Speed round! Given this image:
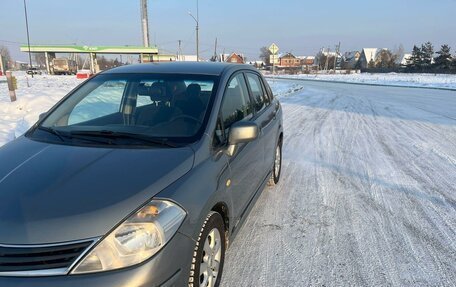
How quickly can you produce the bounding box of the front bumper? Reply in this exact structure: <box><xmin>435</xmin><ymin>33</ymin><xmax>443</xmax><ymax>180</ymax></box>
<box><xmin>0</xmin><ymin>233</ymin><xmax>194</xmax><ymax>287</ymax></box>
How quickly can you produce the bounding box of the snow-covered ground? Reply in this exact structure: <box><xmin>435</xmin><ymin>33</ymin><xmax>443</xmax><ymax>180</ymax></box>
<box><xmin>274</xmin><ymin>73</ymin><xmax>456</xmax><ymax>90</ymax></box>
<box><xmin>221</xmin><ymin>80</ymin><xmax>456</xmax><ymax>286</ymax></box>
<box><xmin>1</xmin><ymin>73</ymin><xmax>455</xmax><ymax>286</ymax></box>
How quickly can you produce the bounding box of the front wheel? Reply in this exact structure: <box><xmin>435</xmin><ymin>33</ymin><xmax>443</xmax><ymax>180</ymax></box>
<box><xmin>189</xmin><ymin>212</ymin><xmax>226</xmax><ymax>287</ymax></box>
<box><xmin>268</xmin><ymin>140</ymin><xmax>282</xmax><ymax>186</ymax></box>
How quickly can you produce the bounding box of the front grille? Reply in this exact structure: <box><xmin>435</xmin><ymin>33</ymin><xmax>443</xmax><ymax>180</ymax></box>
<box><xmin>0</xmin><ymin>240</ymin><xmax>93</xmax><ymax>273</ymax></box>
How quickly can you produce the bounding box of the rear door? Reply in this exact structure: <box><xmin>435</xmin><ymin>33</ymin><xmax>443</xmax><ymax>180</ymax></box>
<box><xmin>215</xmin><ymin>72</ymin><xmax>264</xmax><ymax>220</ymax></box>
<box><xmin>244</xmin><ymin>72</ymin><xmax>277</xmax><ymax>177</ymax></box>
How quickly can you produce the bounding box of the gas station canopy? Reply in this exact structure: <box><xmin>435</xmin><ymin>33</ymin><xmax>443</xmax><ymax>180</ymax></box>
<box><xmin>20</xmin><ymin>45</ymin><xmax>159</xmax><ymax>54</ymax></box>
<box><xmin>19</xmin><ymin>45</ymin><xmax>177</xmax><ymax>74</ymax></box>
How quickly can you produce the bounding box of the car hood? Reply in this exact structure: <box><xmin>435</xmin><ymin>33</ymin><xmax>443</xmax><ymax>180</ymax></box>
<box><xmin>0</xmin><ymin>138</ymin><xmax>194</xmax><ymax>244</ymax></box>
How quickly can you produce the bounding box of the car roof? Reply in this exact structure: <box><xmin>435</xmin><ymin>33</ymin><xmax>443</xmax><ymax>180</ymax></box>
<box><xmin>102</xmin><ymin>62</ymin><xmax>256</xmax><ymax>76</ymax></box>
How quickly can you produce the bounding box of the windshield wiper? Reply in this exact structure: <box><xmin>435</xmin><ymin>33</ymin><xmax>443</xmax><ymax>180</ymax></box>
<box><xmin>69</xmin><ymin>130</ymin><xmax>179</xmax><ymax>148</ymax></box>
<box><xmin>37</xmin><ymin>126</ymin><xmax>114</xmax><ymax>145</ymax></box>
<box><xmin>36</xmin><ymin>126</ymin><xmax>67</xmax><ymax>142</ymax></box>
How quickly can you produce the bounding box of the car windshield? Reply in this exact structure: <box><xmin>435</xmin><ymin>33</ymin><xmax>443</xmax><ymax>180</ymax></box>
<box><xmin>29</xmin><ymin>73</ymin><xmax>218</xmax><ymax>146</ymax></box>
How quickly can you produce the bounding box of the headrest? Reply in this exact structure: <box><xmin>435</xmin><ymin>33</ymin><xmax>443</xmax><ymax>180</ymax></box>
<box><xmin>137</xmin><ymin>83</ymin><xmax>151</xmax><ymax>96</ymax></box>
<box><xmin>137</xmin><ymin>82</ymin><xmax>170</xmax><ymax>102</ymax></box>
<box><xmin>187</xmin><ymin>83</ymin><xmax>201</xmax><ymax>97</ymax></box>
<box><xmin>166</xmin><ymin>80</ymin><xmax>187</xmax><ymax>96</ymax></box>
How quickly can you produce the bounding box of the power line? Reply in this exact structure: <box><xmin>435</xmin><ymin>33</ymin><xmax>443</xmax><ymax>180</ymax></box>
<box><xmin>0</xmin><ymin>39</ymin><xmax>25</xmax><ymax>45</ymax></box>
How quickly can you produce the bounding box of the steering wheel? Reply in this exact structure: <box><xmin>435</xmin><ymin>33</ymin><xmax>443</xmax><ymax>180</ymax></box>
<box><xmin>170</xmin><ymin>114</ymin><xmax>202</xmax><ymax>125</ymax></box>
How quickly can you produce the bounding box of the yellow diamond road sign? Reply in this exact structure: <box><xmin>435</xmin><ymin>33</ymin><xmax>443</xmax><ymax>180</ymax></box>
<box><xmin>269</xmin><ymin>43</ymin><xmax>279</xmax><ymax>55</ymax></box>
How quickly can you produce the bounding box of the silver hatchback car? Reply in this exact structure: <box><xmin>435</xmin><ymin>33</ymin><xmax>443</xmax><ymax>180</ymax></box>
<box><xmin>0</xmin><ymin>62</ymin><xmax>283</xmax><ymax>286</ymax></box>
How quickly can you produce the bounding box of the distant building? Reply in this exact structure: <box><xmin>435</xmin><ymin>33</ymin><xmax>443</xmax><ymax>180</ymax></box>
<box><xmin>224</xmin><ymin>53</ymin><xmax>245</xmax><ymax>64</ymax></box>
<box><xmin>359</xmin><ymin>48</ymin><xmax>392</xmax><ymax>69</ymax></box>
<box><xmin>298</xmin><ymin>56</ymin><xmax>315</xmax><ymax>66</ymax></box>
<box><xmin>342</xmin><ymin>51</ymin><xmax>361</xmax><ymax>69</ymax></box>
<box><xmin>315</xmin><ymin>48</ymin><xmax>342</xmax><ymax>69</ymax></box>
<box><xmin>11</xmin><ymin>61</ymin><xmax>29</xmax><ymax>70</ymax></box>
<box><xmin>247</xmin><ymin>60</ymin><xmax>265</xmax><ymax>68</ymax></box>
<box><xmin>398</xmin><ymin>53</ymin><xmax>412</xmax><ymax>66</ymax></box>
<box><xmin>176</xmin><ymin>55</ymin><xmax>198</xmax><ymax>62</ymax></box>
<box><xmin>279</xmin><ymin>52</ymin><xmax>301</xmax><ymax>67</ymax></box>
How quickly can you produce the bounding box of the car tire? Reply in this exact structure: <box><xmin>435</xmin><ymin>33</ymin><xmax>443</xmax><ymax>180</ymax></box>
<box><xmin>268</xmin><ymin>139</ymin><xmax>282</xmax><ymax>186</ymax></box>
<box><xmin>189</xmin><ymin>211</ymin><xmax>226</xmax><ymax>287</ymax></box>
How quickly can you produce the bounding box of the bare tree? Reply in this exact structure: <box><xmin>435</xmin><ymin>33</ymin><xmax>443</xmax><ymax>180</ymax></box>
<box><xmin>259</xmin><ymin>47</ymin><xmax>272</xmax><ymax>65</ymax></box>
<box><xmin>376</xmin><ymin>50</ymin><xmax>397</xmax><ymax>69</ymax></box>
<box><xmin>0</xmin><ymin>45</ymin><xmax>12</xmax><ymax>69</ymax></box>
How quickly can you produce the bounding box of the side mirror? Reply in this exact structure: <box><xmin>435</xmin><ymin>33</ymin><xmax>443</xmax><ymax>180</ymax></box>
<box><xmin>225</xmin><ymin>121</ymin><xmax>259</xmax><ymax>156</ymax></box>
<box><xmin>39</xmin><ymin>112</ymin><xmax>47</xmax><ymax>121</ymax></box>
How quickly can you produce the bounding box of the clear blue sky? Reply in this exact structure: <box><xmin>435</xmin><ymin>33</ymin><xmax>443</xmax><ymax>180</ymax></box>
<box><xmin>1</xmin><ymin>0</ymin><xmax>456</xmax><ymax>61</ymax></box>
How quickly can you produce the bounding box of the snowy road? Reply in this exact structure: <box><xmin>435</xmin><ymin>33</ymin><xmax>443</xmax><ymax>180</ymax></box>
<box><xmin>221</xmin><ymin>80</ymin><xmax>456</xmax><ymax>286</ymax></box>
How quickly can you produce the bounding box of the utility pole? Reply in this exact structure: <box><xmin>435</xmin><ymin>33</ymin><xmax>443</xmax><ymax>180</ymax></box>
<box><xmin>6</xmin><ymin>71</ymin><xmax>17</xmax><ymax>102</ymax></box>
<box><xmin>324</xmin><ymin>47</ymin><xmax>330</xmax><ymax>72</ymax></box>
<box><xmin>177</xmin><ymin>40</ymin><xmax>182</xmax><ymax>61</ymax></box>
<box><xmin>23</xmin><ymin>0</ymin><xmax>33</xmax><ymax>78</ymax></box>
<box><xmin>213</xmin><ymin>37</ymin><xmax>218</xmax><ymax>61</ymax></box>
<box><xmin>334</xmin><ymin>42</ymin><xmax>341</xmax><ymax>71</ymax></box>
<box><xmin>140</xmin><ymin>0</ymin><xmax>150</xmax><ymax>47</ymax></box>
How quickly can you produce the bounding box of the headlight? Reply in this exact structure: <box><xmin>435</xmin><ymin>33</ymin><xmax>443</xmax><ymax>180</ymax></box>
<box><xmin>71</xmin><ymin>200</ymin><xmax>186</xmax><ymax>274</ymax></box>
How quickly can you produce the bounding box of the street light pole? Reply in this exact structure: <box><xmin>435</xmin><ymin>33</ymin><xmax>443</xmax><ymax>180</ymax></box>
<box><xmin>196</xmin><ymin>0</ymin><xmax>199</xmax><ymax>62</ymax></box>
<box><xmin>188</xmin><ymin>0</ymin><xmax>199</xmax><ymax>62</ymax></box>
<box><xmin>23</xmin><ymin>0</ymin><xmax>33</xmax><ymax>78</ymax></box>
<box><xmin>196</xmin><ymin>22</ymin><xmax>199</xmax><ymax>62</ymax></box>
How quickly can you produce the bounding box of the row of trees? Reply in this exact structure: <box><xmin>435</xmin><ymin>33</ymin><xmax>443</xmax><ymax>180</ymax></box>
<box><xmin>359</xmin><ymin>43</ymin><xmax>455</xmax><ymax>73</ymax></box>
<box><xmin>407</xmin><ymin>42</ymin><xmax>455</xmax><ymax>72</ymax></box>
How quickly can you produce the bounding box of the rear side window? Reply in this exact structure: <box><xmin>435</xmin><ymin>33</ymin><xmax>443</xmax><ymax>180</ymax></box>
<box><xmin>263</xmin><ymin>79</ymin><xmax>274</xmax><ymax>101</ymax></box>
<box><xmin>246</xmin><ymin>73</ymin><xmax>269</xmax><ymax>113</ymax></box>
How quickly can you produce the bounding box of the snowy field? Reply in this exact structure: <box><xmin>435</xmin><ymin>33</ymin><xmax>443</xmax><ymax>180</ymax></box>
<box><xmin>275</xmin><ymin>73</ymin><xmax>456</xmax><ymax>90</ymax></box>
<box><xmin>1</xmin><ymin>73</ymin><xmax>456</xmax><ymax>286</ymax></box>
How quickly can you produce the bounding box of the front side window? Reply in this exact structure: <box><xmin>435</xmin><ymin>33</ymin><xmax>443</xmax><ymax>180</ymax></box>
<box><xmin>215</xmin><ymin>74</ymin><xmax>252</xmax><ymax>145</ymax></box>
<box><xmin>221</xmin><ymin>74</ymin><xmax>252</xmax><ymax>129</ymax></box>
<box><xmin>29</xmin><ymin>73</ymin><xmax>218</xmax><ymax>146</ymax></box>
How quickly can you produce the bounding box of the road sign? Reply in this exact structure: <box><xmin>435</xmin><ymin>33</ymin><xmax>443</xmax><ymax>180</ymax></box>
<box><xmin>269</xmin><ymin>55</ymin><xmax>279</xmax><ymax>65</ymax></box>
<box><xmin>269</xmin><ymin>43</ymin><xmax>279</xmax><ymax>55</ymax></box>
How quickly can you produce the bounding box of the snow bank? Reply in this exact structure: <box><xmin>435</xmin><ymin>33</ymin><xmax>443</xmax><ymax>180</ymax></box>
<box><xmin>267</xmin><ymin>79</ymin><xmax>305</xmax><ymax>98</ymax></box>
<box><xmin>276</xmin><ymin>73</ymin><xmax>456</xmax><ymax>90</ymax></box>
<box><xmin>0</xmin><ymin>72</ymin><xmax>83</xmax><ymax>146</ymax></box>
